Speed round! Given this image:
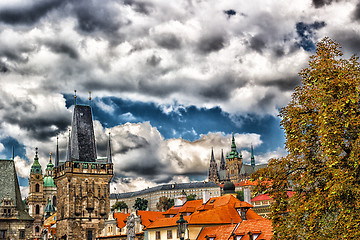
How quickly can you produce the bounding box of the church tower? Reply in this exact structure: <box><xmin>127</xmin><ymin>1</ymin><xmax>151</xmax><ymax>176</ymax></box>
<box><xmin>28</xmin><ymin>148</ymin><xmax>46</xmax><ymax>239</ymax></box>
<box><xmin>208</xmin><ymin>148</ymin><xmax>219</xmax><ymax>183</ymax></box>
<box><xmin>43</xmin><ymin>153</ymin><xmax>57</xmax><ymax>208</ymax></box>
<box><xmin>226</xmin><ymin>133</ymin><xmax>243</xmax><ymax>183</ymax></box>
<box><xmin>54</xmin><ymin>101</ymin><xmax>114</xmax><ymax>240</ymax></box>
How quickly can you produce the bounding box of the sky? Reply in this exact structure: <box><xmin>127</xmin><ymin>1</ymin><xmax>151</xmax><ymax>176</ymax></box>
<box><xmin>0</xmin><ymin>0</ymin><xmax>359</xmax><ymax>197</ymax></box>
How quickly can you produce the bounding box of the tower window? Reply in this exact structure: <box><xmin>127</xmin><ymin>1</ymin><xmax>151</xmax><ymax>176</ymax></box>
<box><xmin>53</xmin><ymin>196</ymin><xmax>56</xmax><ymax>207</ymax></box>
<box><xmin>35</xmin><ymin>226</ymin><xmax>40</xmax><ymax>233</ymax></box>
<box><xmin>35</xmin><ymin>183</ymin><xmax>40</xmax><ymax>192</ymax></box>
<box><xmin>35</xmin><ymin>205</ymin><xmax>40</xmax><ymax>215</ymax></box>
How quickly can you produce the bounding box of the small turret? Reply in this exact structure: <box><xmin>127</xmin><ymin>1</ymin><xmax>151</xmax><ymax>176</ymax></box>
<box><xmin>66</xmin><ymin>129</ymin><xmax>71</xmax><ymax>162</ymax></box>
<box><xmin>227</xmin><ymin>132</ymin><xmax>239</xmax><ymax>159</ymax></box>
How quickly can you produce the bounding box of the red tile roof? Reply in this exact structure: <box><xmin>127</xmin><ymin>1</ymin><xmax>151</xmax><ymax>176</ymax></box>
<box><xmin>146</xmin><ymin>195</ymin><xmax>262</xmax><ymax>229</ymax></box>
<box><xmin>251</xmin><ymin>191</ymin><xmax>295</xmax><ymax>202</ymax></box>
<box><xmin>234</xmin><ymin>219</ymin><xmax>273</xmax><ymax>240</ymax></box>
<box><xmin>196</xmin><ymin>225</ymin><xmax>236</xmax><ymax>240</ymax></box>
<box><xmin>113</xmin><ymin>212</ymin><xmax>130</xmax><ymax>228</ymax></box>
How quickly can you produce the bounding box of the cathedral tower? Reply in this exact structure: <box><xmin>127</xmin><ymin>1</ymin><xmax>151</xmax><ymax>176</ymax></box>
<box><xmin>28</xmin><ymin>148</ymin><xmax>46</xmax><ymax>239</ymax></box>
<box><xmin>54</xmin><ymin>103</ymin><xmax>113</xmax><ymax>240</ymax></box>
<box><xmin>208</xmin><ymin>148</ymin><xmax>219</xmax><ymax>183</ymax></box>
<box><xmin>226</xmin><ymin>133</ymin><xmax>243</xmax><ymax>182</ymax></box>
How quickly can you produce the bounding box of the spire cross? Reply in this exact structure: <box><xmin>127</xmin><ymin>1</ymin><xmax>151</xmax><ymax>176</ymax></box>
<box><xmin>74</xmin><ymin>90</ymin><xmax>77</xmax><ymax>105</ymax></box>
<box><xmin>89</xmin><ymin>91</ymin><xmax>92</xmax><ymax>106</ymax></box>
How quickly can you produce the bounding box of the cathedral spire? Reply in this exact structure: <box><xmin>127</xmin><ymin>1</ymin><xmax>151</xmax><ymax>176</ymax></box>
<box><xmin>251</xmin><ymin>144</ymin><xmax>255</xmax><ymax>169</ymax></box>
<box><xmin>55</xmin><ymin>136</ymin><xmax>59</xmax><ymax>167</ymax></box>
<box><xmin>210</xmin><ymin>147</ymin><xmax>215</xmax><ymax>162</ymax></box>
<box><xmin>66</xmin><ymin>129</ymin><xmax>71</xmax><ymax>162</ymax></box>
<box><xmin>107</xmin><ymin>132</ymin><xmax>112</xmax><ymax>164</ymax></box>
<box><xmin>220</xmin><ymin>149</ymin><xmax>226</xmax><ymax>170</ymax></box>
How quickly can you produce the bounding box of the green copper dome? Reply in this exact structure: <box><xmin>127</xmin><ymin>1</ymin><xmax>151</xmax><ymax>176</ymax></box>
<box><xmin>46</xmin><ymin>158</ymin><xmax>54</xmax><ymax>170</ymax></box>
<box><xmin>30</xmin><ymin>148</ymin><xmax>42</xmax><ymax>174</ymax></box>
<box><xmin>43</xmin><ymin>176</ymin><xmax>56</xmax><ymax>187</ymax></box>
<box><xmin>226</xmin><ymin>133</ymin><xmax>239</xmax><ymax>159</ymax></box>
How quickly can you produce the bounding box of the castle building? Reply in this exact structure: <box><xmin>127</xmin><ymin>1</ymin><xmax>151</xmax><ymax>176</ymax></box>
<box><xmin>53</xmin><ymin>103</ymin><xmax>113</xmax><ymax>240</ymax></box>
<box><xmin>27</xmin><ymin>148</ymin><xmax>57</xmax><ymax>239</ymax></box>
<box><xmin>0</xmin><ymin>158</ymin><xmax>34</xmax><ymax>239</ymax></box>
<box><xmin>208</xmin><ymin>133</ymin><xmax>267</xmax><ymax>183</ymax></box>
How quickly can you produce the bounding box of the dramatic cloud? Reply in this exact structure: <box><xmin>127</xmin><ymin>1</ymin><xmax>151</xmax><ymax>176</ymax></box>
<box><xmin>0</xmin><ymin>0</ymin><xmax>359</xmax><ymax>193</ymax></box>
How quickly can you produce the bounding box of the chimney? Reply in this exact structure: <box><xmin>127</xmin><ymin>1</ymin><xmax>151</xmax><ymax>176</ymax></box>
<box><xmin>175</xmin><ymin>195</ymin><xmax>187</xmax><ymax>207</ymax></box>
<box><xmin>203</xmin><ymin>191</ymin><xmax>210</xmax><ymax>204</ymax></box>
<box><xmin>244</xmin><ymin>187</ymin><xmax>251</xmax><ymax>204</ymax></box>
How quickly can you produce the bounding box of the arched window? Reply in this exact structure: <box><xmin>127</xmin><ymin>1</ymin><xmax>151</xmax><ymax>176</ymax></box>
<box><xmin>35</xmin><ymin>183</ymin><xmax>40</xmax><ymax>192</ymax></box>
<box><xmin>53</xmin><ymin>196</ymin><xmax>56</xmax><ymax>207</ymax></box>
<box><xmin>35</xmin><ymin>226</ymin><xmax>40</xmax><ymax>233</ymax></box>
<box><xmin>35</xmin><ymin>205</ymin><xmax>40</xmax><ymax>215</ymax></box>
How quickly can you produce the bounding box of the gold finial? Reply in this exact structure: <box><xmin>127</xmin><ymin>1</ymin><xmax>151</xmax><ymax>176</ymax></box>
<box><xmin>89</xmin><ymin>91</ymin><xmax>92</xmax><ymax>106</ymax></box>
<box><xmin>74</xmin><ymin>90</ymin><xmax>77</xmax><ymax>105</ymax></box>
<box><xmin>49</xmin><ymin>152</ymin><xmax>52</xmax><ymax>160</ymax></box>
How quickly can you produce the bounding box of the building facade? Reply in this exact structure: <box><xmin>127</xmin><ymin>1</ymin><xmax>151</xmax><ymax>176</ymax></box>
<box><xmin>110</xmin><ymin>182</ymin><xmax>221</xmax><ymax>211</ymax></box>
<box><xmin>54</xmin><ymin>104</ymin><xmax>113</xmax><ymax>240</ymax></box>
<box><xmin>0</xmin><ymin>159</ymin><xmax>34</xmax><ymax>240</ymax></box>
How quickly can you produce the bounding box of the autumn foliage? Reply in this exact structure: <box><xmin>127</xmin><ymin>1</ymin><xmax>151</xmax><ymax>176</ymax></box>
<box><xmin>253</xmin><ymin>38</ymin><xmax>360</xmax><ymax>239</ymax></box>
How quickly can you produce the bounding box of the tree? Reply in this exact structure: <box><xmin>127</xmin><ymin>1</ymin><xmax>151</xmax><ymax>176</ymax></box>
<box><xmin>133</xmin><ymin>198</ymin><xmax>148</xmax><ymax>211</ymax></box>
<box><xmin>111</xmin><ymin>201</ymin><xmax>128</xmax><ymax>211</ymax></box>
<box><xmin>186</xmin><ymin>194</ymin><xmax>196</xmax><ymax>201</ymax></box>
<box><xmin>156</xmin><ymin>196</ymin><xmax>174</xmax><ymax>211</ymax></box>
<box><xmin>236</xmin><ymin>191</ymin><xmax>244</xmax><ymax>201</ymax></box>
<box><xmin>253</xmin><ymin>38</ymin><xmax>360</xmax><ymax>239</ymax></box>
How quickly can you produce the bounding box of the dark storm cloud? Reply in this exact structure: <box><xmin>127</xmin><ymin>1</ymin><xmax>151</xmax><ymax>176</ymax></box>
<box><xmin>249</xmin><ymin>35</ymin><xmax>266</xmax><ymax>53</ymax></box>
<box><xmin>263</xmin><ymin>77</ymin><xmax>300</xmax><ymax>91</ymax></box>
<box><xmin>312</xmin><ymin>0</ymin><xmax>335</xmax><ymax>8</ymax></box>
<box><xmin>197</xmin><ymin>35</ymin><xmax>226</xmax><ymax>54</ymax></box>
<box><xmin>3</xmin><ymin>115</ymin><xmax>70</xmax><ymax>141</ymax></box>
<box><xmin>0</xmin><ymin>0</ymin><xmax>64</xmax><ymax>25</ymax></box>
<box><xmin>154</xmin><ymin>33</ymin><xmax>182</xmax><ymax>50</ymax></box>
<box><xmin>146</xmin><ymin>55</ymin><xmax>162</xmax><ymax>67</ymax></box>
<box><xmin>198</xmin><ymin>73</ymin><xmax>244</xmax><ymax>100</ymax></box>
<box><xmin>224</xmin><ymin>9</ymin><xmax>236</xmax><ymax>18</ymax></box>
<box><xmin>44</xmin><ymin>41</ymin><xmax>79</xmax><ymax>59</ymax></box>
<box><xmin>71</xmin><ymin>0</ymin><xmax>128</xmax><ymax>43</ymax></box>
<box><xmin>0</xmin><ymin>62</ymin><xmax>9</xmax><ymax>73</ymax></box>
<box><xmin>295</xmin><ymin>21</ymin><xmax>326</xmax><ymax>52</ymax></box>
<box><xmin>123</xmin><ymin>0</ymin><xmax>153</xmax><ymax>14</ymax></box>
<box><xmin>353</xmin><ymin>3</ymin><xmax>360</xmax><ymax>21</ymax></box>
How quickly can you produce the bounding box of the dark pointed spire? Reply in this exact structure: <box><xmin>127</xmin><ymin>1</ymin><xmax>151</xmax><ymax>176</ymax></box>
<box><xmin>251</xmin><ymin>144</ymin><xmax>255</xmax><ymax>169</ymax></box>
<box><xmin>55</xmin><ymin>136</ymin><xmax>59</xmax><ymax>167</ymax></box>
<box><xmin>210</xmin><ymin>147</ymin><xmax>215</xmax><ymax>162</ymax></box>
<box><xmin>12</xmin><ymin>145</ymin><xmax>15</xmax><ymax>160</ymax></box>
<box><xmin>220</xmin><ymin>149</ymin><xmax>226</xmax><ymax>170</ymax></box>
<box><xmin>70</xmin><ymin>104</ymin><xmax>97</xmax><ymax>162</ymax></box>
<box><xmin>66</xmin><ymin>128</ymin><xmax>71</xmax><ymax>162</ymax></box>
<box><xmin>107</xmin><ymin>132</ymin><xmax>112</xmax><ymax>164</ymax></box>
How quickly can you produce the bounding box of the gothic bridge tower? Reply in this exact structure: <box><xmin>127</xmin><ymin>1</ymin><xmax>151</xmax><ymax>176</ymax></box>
<box><xmin>54</xmin><ymin>100</ymin><xmax>113</xmax><ymax>240</ymax></box>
